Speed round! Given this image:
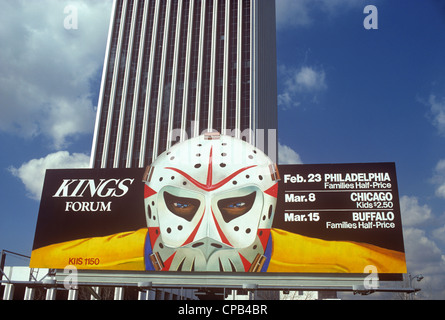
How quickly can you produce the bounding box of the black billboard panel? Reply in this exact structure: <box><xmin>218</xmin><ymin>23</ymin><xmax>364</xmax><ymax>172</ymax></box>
<box><xmin>31</xmin><ymin>168</ymin><xmax>146</xmax><ymax>250</ymax></box>
<box><xmin>274</xmin><ymin>163</ymin><xmax>405</xmax><ymax>252</ymax></box>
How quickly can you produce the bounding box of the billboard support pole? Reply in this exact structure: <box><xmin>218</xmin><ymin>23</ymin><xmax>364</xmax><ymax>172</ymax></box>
<box><xmin>243</xmin><ymin>283</ymin><xmax>258</xmax><ymax>300</ymax></box>
<box><xmin>0</xmin><ymin>251</ymin><xmax>6</xmax><ymax>282</ymax></box>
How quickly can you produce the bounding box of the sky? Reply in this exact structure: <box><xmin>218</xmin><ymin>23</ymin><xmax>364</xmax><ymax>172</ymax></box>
<box><xmin>1</xmin><ymin>0</ymin><xmax>445</xmax><ymax>300</ymax></box>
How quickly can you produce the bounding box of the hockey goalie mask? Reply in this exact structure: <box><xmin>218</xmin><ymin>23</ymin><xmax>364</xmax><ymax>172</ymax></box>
<box><xmin>143</xmin><ymin>132</ymin><xmax>279</xmax><ymax>272</ymax></box>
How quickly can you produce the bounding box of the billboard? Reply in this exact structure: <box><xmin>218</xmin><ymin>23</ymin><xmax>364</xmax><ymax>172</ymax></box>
<box><xmin>30</xmin><ymin>135</ymin><xmax>406</xmax><ymax>277</ymax></box>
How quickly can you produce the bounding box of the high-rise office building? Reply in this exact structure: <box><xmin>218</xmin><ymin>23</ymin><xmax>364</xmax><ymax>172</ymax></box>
<box><xmin>90</xmin><ymin>0</ymin><xmax>277</xmax><ymax>169</ymax></box>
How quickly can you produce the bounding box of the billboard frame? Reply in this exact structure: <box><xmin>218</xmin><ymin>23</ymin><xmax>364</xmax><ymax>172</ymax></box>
<box><xmin>53</xmin><ymin>269</ymin><xmax>419</xmax><ymax>296</ymax></box>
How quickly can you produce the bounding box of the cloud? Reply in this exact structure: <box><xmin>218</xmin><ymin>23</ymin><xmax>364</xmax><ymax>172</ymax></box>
<box><xmin>400</xmin><ymin>196</ymin><xmax>445</xmax><ymax>299</ymax></box>
<box><xmin>403</xmin><ymin>227</ymin><xmax>445</xmax><ymax>299</ymax></box>
<box><xmin>276</xmin><ymin>0</ymin><xmax>312</xmax><ymax>29</ymax></box>
<box><xmin>0</xmin><ymin>0</ymin><xmax>112</xmax><ymax>149</ymax></box>
<box><xmin>9</xmin><ymin>151</ymin><xmax>90</xmax><ymax>200</ymax></box>
<box><xmin>278</xmin><ymin>143</ymin><xmax>303</xmax><ymax>164</ymax></box>
<box><xmin>427</xmin><ymin>95</ymin><xmax>445</xmax><ymax>136</ymax></box>
<box><xmin>432</xmin><ymin>224</ymin><xmax>445</xmax><ymax>244</ymax></box>
<box><xmin>294</xmin><ymin>67</ymin><xmax>327</xmax><ymax>91</ymax></box>
<box><xmin>400</xmin><ymin>195</ymin><xmax>433</xmax><ymax>227</ymax></box>
<box><xmin>432</xmin><ymin>159</ymin><xmax>445</xmax><ymax>199</ymax></box>
<box><xmin>276</xmin><ymin>0</ymin><xmax>363</xmax><ymax>29</ymax></box>
<box><xmin>404</xmin><ymin>228</ymin><xmax>444</xmax><ymax>267</ymax></box>
<box><xmin>278</xmin><ymin>65</ymin><xmax>327</xmax><ymax>110</ymax></box>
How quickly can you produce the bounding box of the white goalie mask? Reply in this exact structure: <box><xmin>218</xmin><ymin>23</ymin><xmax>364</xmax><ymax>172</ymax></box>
<box><xmin>143</xmin><ymin>132</ymin><xmax>279</xmax><ymax>272</ymax></box>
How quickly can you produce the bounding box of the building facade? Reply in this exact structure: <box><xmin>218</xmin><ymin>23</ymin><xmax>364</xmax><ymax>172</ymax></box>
<box><xmin>90</xmin><ymin>0</ymin><xmax>277</xmax><ymax>169</ymax></box>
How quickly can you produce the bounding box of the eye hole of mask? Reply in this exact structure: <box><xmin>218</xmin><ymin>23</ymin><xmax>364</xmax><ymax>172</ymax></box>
<box><xmin>217</xmin><ymin>191</ymin><xmax>256</xmax><ymax>223</ymax></box>
<box><xmin>164</xmin><ymin>192</ymin><xmax>201</xmax><ymax>222</ymax></box>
